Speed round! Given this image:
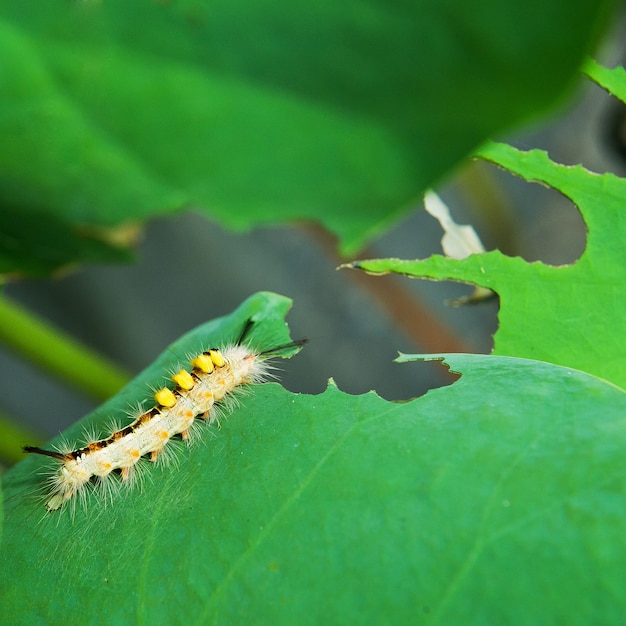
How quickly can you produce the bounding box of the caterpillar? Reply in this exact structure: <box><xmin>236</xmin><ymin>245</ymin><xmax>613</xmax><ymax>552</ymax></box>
<box><xmin>23</xmin><ymin>320</ymin><xmax>305</xmax><ymax>514</ymax></box>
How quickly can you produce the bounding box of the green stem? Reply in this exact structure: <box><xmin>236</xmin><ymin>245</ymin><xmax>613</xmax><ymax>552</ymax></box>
<box><xmin>0</xmin><ymin>296</ymin><xmax>131</xmax><ymax>400</ymax></box>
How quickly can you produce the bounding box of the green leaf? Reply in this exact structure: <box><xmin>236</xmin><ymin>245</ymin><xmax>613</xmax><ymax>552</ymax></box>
<box><xmin>1</xmin><ymin>352</ymin><xmax>624</xmax><ymax>623</ymax></box>
<box><xmin>348</xmin><ymin>142</ymin><xmax>626</xmax><ymax>388</ymax></box>
<box><xmin>0</xmin><ymin>0</ymin><xmax>615</xmax><ymax>275</ymax></box>
<box><xmin>583</xmin><ymin>57</ymin><xmax>626</xmax><ymax>101</ymax></box>
<box><xmin>0</xmin><ymin>207</ymin><xmax>135</xmax><ymax>280</ymax></box>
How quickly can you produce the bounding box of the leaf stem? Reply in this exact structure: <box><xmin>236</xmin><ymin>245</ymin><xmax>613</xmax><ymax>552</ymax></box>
<box><xmin>0</xmin><ymin>296</ymin><xmax>130</xmax><ymax>400</ymax></box>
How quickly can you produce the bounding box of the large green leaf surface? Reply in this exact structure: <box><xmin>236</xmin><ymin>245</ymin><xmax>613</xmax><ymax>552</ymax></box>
<box><xmin>0</xmin><ymin>0</ymin><xmax>615</xmax><ymax>275</ymax></box>
<box><xmin>349</xmin><ymin>141</ymin><xmax>626</xmax><ymax>388</ymax></box>
<box><xmin>1</xmin><ymin>293</ymin><xmax>624</xmax><ymax>623</ymax></box>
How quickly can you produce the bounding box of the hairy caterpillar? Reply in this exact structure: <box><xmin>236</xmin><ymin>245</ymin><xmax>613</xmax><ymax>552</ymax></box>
<box><xmin>23</xmin><ymin>320</ymin><xmax>305</xmax><ymax>514</ymax></box>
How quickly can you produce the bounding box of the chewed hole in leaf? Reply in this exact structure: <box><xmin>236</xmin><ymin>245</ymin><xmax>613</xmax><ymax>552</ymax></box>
<box><xmin>480</xmin><ymin>160</ymin><xmax>586</xmax><ymax>266</ymax></box>
<box><xmin>383</xmin><ymin>359</ymin><xmax>461</xmax><ymax>402</ymax></box>
<box><xmin>601</xmin><ymin>99</ymin><xmax>626</xmax><ymax>163</ymax></box>
<box><xmin>320</xmin><ymin>358</ymin><xmax>461</xmax><ymax>402</ymax></box>
<box><xmin>278</xmin><ymin>327</ymin><xmax>461</xmax><ymax>402</ymax></box>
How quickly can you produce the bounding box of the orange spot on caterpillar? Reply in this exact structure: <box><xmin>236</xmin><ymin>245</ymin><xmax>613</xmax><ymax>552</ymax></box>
<box><xmin>97</xmin><ymin>461</ymin><xmax>113</xmax><ymax>474</ymax></box>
